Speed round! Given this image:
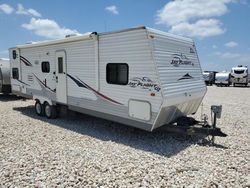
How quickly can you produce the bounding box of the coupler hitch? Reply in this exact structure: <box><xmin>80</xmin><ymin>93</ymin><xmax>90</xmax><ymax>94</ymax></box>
<box><xmin>163</xmin><ymin>105</ymin><xmax>227</xmax><ymax>145</ymax></box>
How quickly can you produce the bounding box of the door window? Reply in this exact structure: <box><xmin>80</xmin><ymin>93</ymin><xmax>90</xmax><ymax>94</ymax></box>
<box><xmin>58</xmin><ymin>57</ymin><xmax>63</xmax><ymax>73</ymax></box>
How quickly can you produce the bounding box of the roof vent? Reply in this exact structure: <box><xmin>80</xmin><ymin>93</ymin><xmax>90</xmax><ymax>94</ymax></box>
<box><xmin>65</xmin><ymin>33</ymin><xmax>83</xmax><ymax>38</ymax></box>
<box><xmin>65</xmin><ymin>34</ymin><xmax>77</xmax><ymax>38</ymax></box>
<box><xmin>25</xmin><ymin>41</ymin><xmax>37</xmax><ymax>44</ymax></box>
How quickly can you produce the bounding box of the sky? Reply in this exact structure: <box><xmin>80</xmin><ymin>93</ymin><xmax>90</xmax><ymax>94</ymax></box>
<box><xmin>0</xmin><ymin>0</ymin><xmax>249</xmax><ymax>71</ymax></box>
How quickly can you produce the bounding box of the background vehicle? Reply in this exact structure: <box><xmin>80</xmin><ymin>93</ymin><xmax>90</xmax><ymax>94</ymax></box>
<box><xmin>0</xmin><ymin>58</ymin><xmax>11</xmax><ymax>94</ymax></box>
<box><xmin>215</xmin><ymin>72</ymin><xmax>231</xmax><ymax>87</ymax></box>
<box><xmin>231</xmin><ymin>65</ymin><xmax>248</xmax><ymax>87</ymax></box>
<box><xmin>202</xmin><ymin>71</ymin><xmax>216</xmax><ymax>86</ymax></box>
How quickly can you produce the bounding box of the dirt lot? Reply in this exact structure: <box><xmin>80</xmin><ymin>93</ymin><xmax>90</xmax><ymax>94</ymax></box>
<box><xmin>0</xmin><ymin>86</ymin><xmax>249</xmax><ymax>187</ymax></box>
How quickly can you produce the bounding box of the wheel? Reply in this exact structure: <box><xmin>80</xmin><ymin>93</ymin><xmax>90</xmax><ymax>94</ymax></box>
<box><xmin>44</xmin><ymin>102</ymin><xmax>57</xmax><ymax>119</ymax></box>
<box><xmin>35</xmin><ymin>100</ymin><xmax>44</xmax><ymax>116</ymax></box>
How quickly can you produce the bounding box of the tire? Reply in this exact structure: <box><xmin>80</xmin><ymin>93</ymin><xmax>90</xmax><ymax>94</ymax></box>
<box><xmin>44</xmin><ymin>102</ymin><xmax>57</xmax><ymax>119</ymax></box>
<box><xmin>35</xmin><ymin>100</ymin><xmax>44</xmax><ymax>116</ymax></box>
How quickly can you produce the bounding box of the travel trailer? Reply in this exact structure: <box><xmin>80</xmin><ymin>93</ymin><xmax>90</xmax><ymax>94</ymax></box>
<box><xmin>202</xmin><ymin>71</ymin><xmax>216</xmax><ymax>86</ymax></box>
<box><xmin>0</xmin><ymin>58</ymin><xmax>11</xmax><ymax>93</ymax></box>
<box><xmin>231</xmin><ymin>65</ymin><xmax>248</xmax><ymax>86</ymax></box>
<box><xmin>9</xmin><ymin>26</ymin><xmax>207</xmax><ymax>131</ymax></box>
<box><xmin>214</xmin><ymin>72</ymin><xmax>231</xmax><ymax>87</ymax></box>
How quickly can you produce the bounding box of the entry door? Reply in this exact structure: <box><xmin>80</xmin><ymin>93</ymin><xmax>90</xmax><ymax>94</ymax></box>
<box><xmin>10</xmin><ymin>48</ymin><xmax>22</xmax><ymax>93</ymax></box>
<box><xmin>55</xmin><ymin>51</ymin><xmax>67</xmax><ymax>104</ymax></box>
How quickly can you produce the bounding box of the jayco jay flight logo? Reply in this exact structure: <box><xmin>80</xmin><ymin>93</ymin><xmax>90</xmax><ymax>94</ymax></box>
<box><xmin>171</xmin><ymin>53</ymin><xmax>194</xmax><ymax>67</ymax></box>
<box><xmin>128</xmin><ymin>77</ymin><xmax>161</xmax><ymax>92</ymax></box>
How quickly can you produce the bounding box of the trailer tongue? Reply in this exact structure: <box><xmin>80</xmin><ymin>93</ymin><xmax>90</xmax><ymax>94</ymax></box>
<box><xmin>162</xmin><ymin>105</ymin><xmax>227</xmax><ymax>145</ymax></box>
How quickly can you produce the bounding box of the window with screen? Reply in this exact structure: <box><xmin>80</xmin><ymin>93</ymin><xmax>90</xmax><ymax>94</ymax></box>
<box><xmin>106</xmin><ymin>63</ymin><xmax>129</xmax><ymax>85</ymax></box>
<box><xmin>12</xmin><ymin>68</ymin><xmax>19</xmax><ymax>79</ymax></box>
<box><xmin>58</xmin><ymin>57</ymin><xmax>63</xmax><ymax>73</ymax></box>
<box><xmin>41</xmin><ymin>61</ymin><xmax>50</xmax><ymax>73</ymax></box>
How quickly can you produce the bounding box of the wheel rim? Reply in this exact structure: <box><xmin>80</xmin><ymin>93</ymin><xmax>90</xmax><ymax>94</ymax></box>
<box><xmin>45</xmin><ymin>105</ymin><xmax>51</xmax><ymax>117</ymax></box>
<box><xmin>36</xmin><ymin>103</ymin><xmax>42</xmax><ymax>114</ymax></box>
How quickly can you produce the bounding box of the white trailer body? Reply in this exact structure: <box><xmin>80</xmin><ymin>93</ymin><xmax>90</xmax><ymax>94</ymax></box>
<box><xmin>215</xmin><ymin>72</ymin><xmax>231</xmax><ymax>86</ymax></box>
<box><xmin>0</xmin><ymin>58</ymin><xmax>11</xmax><ymax>93</ymax></box>
<box><xmin>231</xmin><ymin>65</ymin><xmax>248</xmax><ymax>86</ymax></box>
<box><xmin>9</xmin><ymin>26</ymin><xmax>206</xmax><ymax>131</ymax></box>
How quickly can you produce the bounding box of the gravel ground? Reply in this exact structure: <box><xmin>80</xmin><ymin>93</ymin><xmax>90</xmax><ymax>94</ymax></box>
<box><xmin>0</xmin><ymin>86</ymin><xmax>249</xmax><ymax>187</ymax></box>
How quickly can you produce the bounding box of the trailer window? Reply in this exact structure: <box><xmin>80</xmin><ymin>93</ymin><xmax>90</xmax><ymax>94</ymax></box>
<box><xmin>41</xmin><ymin>61</ymin><xmax>50</xmax><ymax>73</ymax></box>
<box><xmin>12</xmin><ymin>68</ymin><xmax>19</xmax><ymax>79</ymax></box>
<box><xmin>106</xmin><ymin>63</ymin><xmax>128</xmax><ymax>85</ymax></box>
<box><xmin>58</xmin><ymin>57</ymin><xmax>63</xmax><ymax>73</ymax></box>
<box><xmin>12</xmin><ymin>50</ymin><xmax>17</xmax><ymax>59</ymax></box>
